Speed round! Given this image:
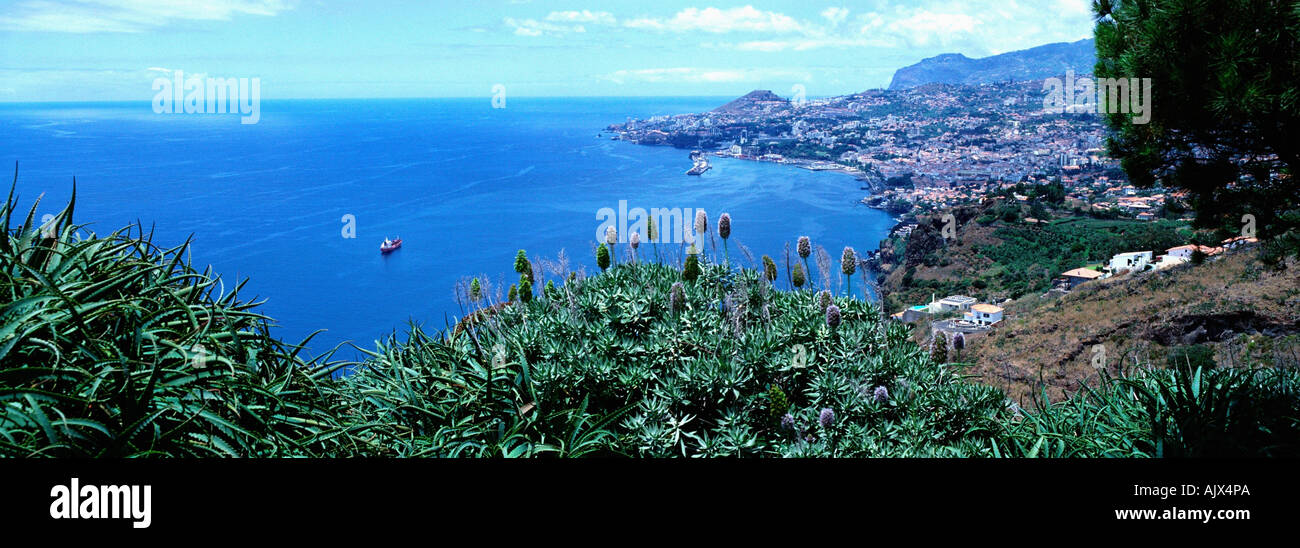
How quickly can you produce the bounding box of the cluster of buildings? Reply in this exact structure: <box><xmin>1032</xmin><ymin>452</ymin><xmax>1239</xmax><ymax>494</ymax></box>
<box><xmin>866</xmin><ymin>173</ymin><xmax>1182</xmax><ymax>221</ymax></box>
<box><xmin>1057</xmin><ymin>235</ymin><xmax>1259</xmax><ymax>290</ymax></box>
<box><xmin>606</xmin><ymin>81</ymin><xmax>1123</xmax><ymax>211</ymax></box>
<box><xmin>891</xmin><ymin>294</ymin><xmax>1005</xmax><ymax>327</ymax></box>
<box><xmin>890</xmin><ymin>234</ymin><xmax>1260</xmax><ymax>332</ymax></box>
<box><xmin>1074</xmin><ymin>183</ymin><xmax>1183</xmax><ymax>221</ymax></box>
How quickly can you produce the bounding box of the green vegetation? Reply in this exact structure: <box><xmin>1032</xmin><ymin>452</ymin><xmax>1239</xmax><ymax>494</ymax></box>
<box><xmin>761</xmin><ymin>255</ymin><xmax>778</xmax><ymax>283</ymax></box>
<box><xmin>517</xmin><ymin>275</ymin><xmax>533</xmax><ymax>303</ymax></box>
<box><xmin>883</xmin><ymin>199</ymin><xmax>912</xmax><ymax>216</ymax></box>
<box><xmin>595</xmin><ymin>243</ymin><xmax>610</xmax><ymax>272</ymax></box>
<box><xmin>0</xmin><ymin>182</ymin><xmax>348</xmax><ymax>457</ymax></box>
<box><xmin>1167</xmin><ymin>344</ymin><xmax>1217</xmax><ymax>374</ymax></box>
<box><xmin>975</xmin><ymin>218</ymin><xmax>1186</xmax><ymax>297</ymax></box>
<box><xmin>883</xmin><ymin>173</ymin><xmax>912</xmax><ymax>188</ymax></box>
<box><xmin>1008</xmin><ymin>366</ymin><xmax>1300</xmax><ymax>457</ymax></box>
<box><xmin>682</xmin><ymin>252</ymin><xmax>701</xmax><ymax>282</ymax></box>
<box><xmin>3</xmin><ymin>185</ymin><xmax>1298</xmax><ymax>457</ymax></box>
<box><xmin>758</xmin><ymin>140</ymin><xmax>849</xmax><ymax>162</ymax></box>
<box><xmin>886</xmin><ymin>206</ymin><xmax>1190</xmax><ymax>308</ymax></box>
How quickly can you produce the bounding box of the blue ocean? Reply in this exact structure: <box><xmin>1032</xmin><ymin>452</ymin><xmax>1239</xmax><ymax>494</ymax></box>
<box><xmin>0</xmin><ymin>98</ymin><xmax>896</xmax><ymax>359</ymax></box>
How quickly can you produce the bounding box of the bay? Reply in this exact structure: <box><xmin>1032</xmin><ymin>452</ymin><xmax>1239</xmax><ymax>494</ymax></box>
<box><xmin>0</xmin><ymin>97</ymin><xmax>895</xmax><ymax>358</ymax></box>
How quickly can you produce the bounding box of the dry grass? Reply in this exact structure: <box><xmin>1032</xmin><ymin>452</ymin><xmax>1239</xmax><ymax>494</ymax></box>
<box><xmin>964</xmin><ymin>248</ymin><xmax>1300</xmax><ymax>405</ymax></box>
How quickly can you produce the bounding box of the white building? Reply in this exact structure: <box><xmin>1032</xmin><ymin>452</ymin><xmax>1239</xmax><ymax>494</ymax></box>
<box><xmin>1108</xmin><ymin>251</ymin><xmax>1153</xmax><ymax>274</ymax></box>
<box><xmin>1165</xmin><ymin>245</ymin><xmax>1196</xmax><ymax>260</ymax></box>
<box><xmin>930</xmin><ymin>295</ymin><xmax>978</xmax><ymax>313</ymax></box>
<box><xmin>965</xmin><ymin>304</ymin><xmax>1004</xmax><ymax>326</ymax></box>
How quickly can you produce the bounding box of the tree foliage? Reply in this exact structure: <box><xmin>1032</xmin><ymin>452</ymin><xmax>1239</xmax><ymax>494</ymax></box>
<box><xmin>1093</xmin><ymin>0</ymin><xmax>1300</xmax><ymax>261</ymax></box>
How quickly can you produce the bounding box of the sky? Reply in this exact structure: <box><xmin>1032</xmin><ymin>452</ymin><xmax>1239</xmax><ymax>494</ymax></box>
<box><xmin>0</xmin><ymin>0</ymin><xmax>1096</xmax><ymax>101</ymax></box>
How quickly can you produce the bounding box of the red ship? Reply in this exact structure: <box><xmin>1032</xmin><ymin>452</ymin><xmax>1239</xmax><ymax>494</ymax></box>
<box><xmin>380</xmin><ymin>237</ymin><xmax>402</xmax><ymax>254</ymax></box>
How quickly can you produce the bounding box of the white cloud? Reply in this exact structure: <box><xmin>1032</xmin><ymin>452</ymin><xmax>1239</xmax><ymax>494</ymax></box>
<box><xmin>0</xmin><ymin>0</ymin><xmax>294</xmax><ymax>33</ymax></box>
<box><xmin>713</xmin><ymin>1</ymin><xmax>1093</xmax><ymax>54</ymax></box>
<box><xmin>604</xmin><ymin>66</ymin><xmax>810</xmax><ymax>84</ymax></box>
<box><xmin>503</xmin><ymin>2</ymin><xmax>1091</xmax><ymax>54</ymax></box>
<box><xmin>733</xmin><ymin>40</ymin><xmax>789</xmax><ymax>52</ymax></box>
<box><xmin>821</xmin><ymin>7</ymin><xmax>849</xmax><ymax>26</ymax></box>
<box><xmin>504</xmin><ymin>17</ymin><xmax>585</xmax><ymax>37</ymax></box>
<box><xmin>623</xmin><ymin>6</ymin><xmax>805</xmax><ymax>33</ymax></box>
<box><xmin>724</xmin><ymin>35</ymin><xmax>896</xmax><ymax>52</ymax></box>
<box><xmin>545</xmin><ymin>10</ymin><xmax>615</xmax><ymax>25</ymax></box>
<box><xmin>862</xmin><ymin>10</ymin><xmax>981</xmax><ymax>47</ymax></box>
<box><xmin>850</xmin><ymin>1</ymin><xmax>1093</xmax><ymax>54</ymax></box>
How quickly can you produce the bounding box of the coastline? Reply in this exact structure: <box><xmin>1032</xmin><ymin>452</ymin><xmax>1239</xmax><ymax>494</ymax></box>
<box><xmin>607</xmin><ymin>136</ymin><xmax>898</xmax><ymax>301</ymax></box>
<box><xmin>607</xmin><ymin>135</ymin><xmax>882</xmax><ymax>189</ymax></box>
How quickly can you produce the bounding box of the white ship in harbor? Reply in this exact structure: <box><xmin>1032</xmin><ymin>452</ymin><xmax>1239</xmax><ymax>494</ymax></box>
<box><xmin>686</xmin><ymin>150</ymin><xmax>712</xmax><ymax>176</ymax></box>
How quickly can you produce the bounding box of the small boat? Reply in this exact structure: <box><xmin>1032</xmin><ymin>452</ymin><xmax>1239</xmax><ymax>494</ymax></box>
<box><xmin>380</xmin><ymin>237</ymin><xmax>402</xmax><ymax>254</ymax></box>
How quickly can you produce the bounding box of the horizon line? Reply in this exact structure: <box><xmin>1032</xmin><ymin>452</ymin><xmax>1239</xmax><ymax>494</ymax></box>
<box><xmin>0</xmin><ymin>91</ymin><xmax>896</xmax><ymax>105</ymax></box>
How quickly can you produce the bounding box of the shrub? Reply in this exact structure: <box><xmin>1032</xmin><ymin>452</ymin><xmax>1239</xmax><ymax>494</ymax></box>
<box><xmin>596</xmin><ymin>243</ymin><xmax>610</xmax><ymax>271</ymax></box>
<box><xmin>518</xmin><ymin>274</ymin><xmax>533</xmax><ymax>303</ymax></box>
<box><xmin>767</xmin><ymin>385</ymin><xmax>790</xmax><ymax>423</ymax></box>
<box><xmin>514</xmin><ymin>249</ymin><xmax>532</xmax><ymax>282</ymax></box>
<box><xmin>762</xmin><ymin>255</ymin><xmax>778</xmax><ymax>282</ymax></box>
<box><xmin>998</xmin><ymin>366</ymin><xmax>1300</xmax><ymax>457</ymax></box>
<box><xmin>0</xmin><ymin>181</ymin><xmax>348</xmax><ymax>457</ymax></box>
<box><xmin>683</xmin><ymin>253</ymin><xmax>701</xmax><ymax>282</ymax></box>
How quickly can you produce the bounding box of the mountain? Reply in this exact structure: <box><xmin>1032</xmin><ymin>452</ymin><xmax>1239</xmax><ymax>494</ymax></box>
<box><xmin>888</xmin><ymin>38</ymin><xmax>1096</xmax><ymax>90</ymax></box>
<box><xmin>712</xmin><ymin>89</ymin><xmax>788</xmax><ymax>113</ymax></box>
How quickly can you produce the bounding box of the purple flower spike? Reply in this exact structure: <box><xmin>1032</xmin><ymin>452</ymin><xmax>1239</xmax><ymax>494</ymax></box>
<box><xmin>825</xmin><ymin>304</ymin><xmax>841</xmax><ymax>329</ymax></box>
<box><xmin>873</xmin><ymin>385</ymin><xmax>889</xmax><ymax>403</ymax></box>
<box><xmin>780</xmin><ymin>413</ymin><xmax>795</xmax><ymax>431</ymax></box>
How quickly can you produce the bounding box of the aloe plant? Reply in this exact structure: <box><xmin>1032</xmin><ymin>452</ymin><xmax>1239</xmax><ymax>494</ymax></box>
<box><xmin>0</xmin><ymin>168</ymin><xmax>350</xmax><ymax>457</ymax></box>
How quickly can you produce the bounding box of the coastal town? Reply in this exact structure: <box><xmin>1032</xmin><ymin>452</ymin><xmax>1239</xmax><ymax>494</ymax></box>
<box><xmin>605</xmin><ymin>81</ymin><xmax>1154</xmax><ymax>220</ymax></box>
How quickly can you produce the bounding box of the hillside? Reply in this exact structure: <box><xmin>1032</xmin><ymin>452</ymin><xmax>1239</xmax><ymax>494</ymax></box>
<box><xmin>888</xmin><ymin>39</ymin><xmax>1096</xmax><ymax>90</ymax></box>
<box><xmin>875</xmin><ymin>199</ymin><xmax>1189</xmax><ymax>313</ymax></box>
<box><xmin>966</xmin><ymin>248</ymin><xmax>1300</xmax><ymax>404</ymax></box>
<box><xmin>876</xmin><ymin>197</ymin><xmax>1299</xmax><ymax>404</ymax></box>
